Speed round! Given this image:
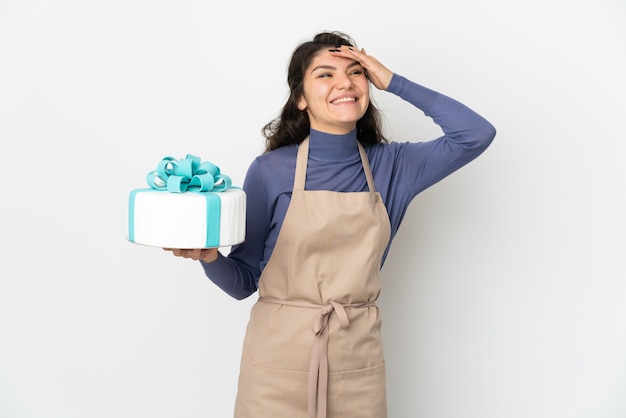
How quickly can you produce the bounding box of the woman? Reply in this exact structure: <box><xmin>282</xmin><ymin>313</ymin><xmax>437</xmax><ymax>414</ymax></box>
<box><xmin>167</xmin><ymin>31</ymin><xmax>496</xmax><ymax>418</ymax></box>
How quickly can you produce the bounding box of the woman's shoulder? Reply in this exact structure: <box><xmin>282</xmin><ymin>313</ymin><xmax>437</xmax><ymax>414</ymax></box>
<box><xmin>364</xmin><ymin>140</ymin><xmax>415</xmax><ymax>157</ymax></box>
<box><xmin>246</xmin><ymin>144</ymin><xmax>298</xmax><ymax>179</ymax></box>
<box><xmin>257</xmin><ymin>143</ymin><xmax>298</xmax><ymax>162</ymax></box>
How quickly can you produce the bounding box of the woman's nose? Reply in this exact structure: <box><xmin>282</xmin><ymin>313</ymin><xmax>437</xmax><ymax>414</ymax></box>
<box><xmin>336</xmin><ymin>73</ymin><xmax>353</xmax><ymax>89</ymax></box>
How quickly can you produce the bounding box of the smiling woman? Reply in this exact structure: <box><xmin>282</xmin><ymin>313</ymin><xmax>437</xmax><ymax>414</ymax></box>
<box><xmin>164</xmin><ymin>30</ymin><xmax>496</xmax><ymax>418</ymax></box>
<box><xmin>260</xmin><ymin>32</ymin><xmax>389</xmax><ymax>152</ymax></box>
<box><xmin>296</xmin><ymin>48</ymin><xmax>375</xmax><ymax>134</ymax></box>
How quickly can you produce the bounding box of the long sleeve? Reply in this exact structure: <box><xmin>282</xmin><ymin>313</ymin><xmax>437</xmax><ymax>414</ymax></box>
<box><xmin>381</xmin><ymin>74</ymin><xmax>496</xmax><ymax>197</ymax></box>
<box><xmin>199</xmin><ymin>158</ymin><xmax>273</xmax><ymax>300</ymax></box>
<box><xmin>367</xmin><ymin>74</ymin><xmax>496</xmax><ymax>262</ymax></box>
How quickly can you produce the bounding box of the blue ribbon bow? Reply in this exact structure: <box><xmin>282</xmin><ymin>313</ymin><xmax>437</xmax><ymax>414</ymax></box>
<box><xmin>146</xmin><ymin>154</ymin><xmax>232</xmax><ymax>193</ymax></box>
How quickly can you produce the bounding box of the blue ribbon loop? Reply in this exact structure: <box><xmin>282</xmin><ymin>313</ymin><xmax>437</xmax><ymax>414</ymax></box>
<box><xmin>146</xmin><ymin>154</ymin><xmax>232</xmax><ymax>193</ymax></box>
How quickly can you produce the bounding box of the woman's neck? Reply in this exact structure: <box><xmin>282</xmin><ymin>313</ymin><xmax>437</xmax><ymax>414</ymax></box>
<box><xmin>307</xmin><ymin>128</ymin><xmax>359</xmax><ymax>162</ymax></box>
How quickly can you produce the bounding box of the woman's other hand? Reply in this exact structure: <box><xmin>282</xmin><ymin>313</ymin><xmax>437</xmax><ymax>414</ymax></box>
<box><xmin>330</xmin><ymin>45</ymin><xmax>393</xmax><ymax>91</ymax></box>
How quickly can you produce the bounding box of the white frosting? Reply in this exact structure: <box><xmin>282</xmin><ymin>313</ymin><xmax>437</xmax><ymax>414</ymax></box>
<box><xmin>128</xmin><ymin>188</ymin><xmax>246</xmax><ymax>248</ymax></box>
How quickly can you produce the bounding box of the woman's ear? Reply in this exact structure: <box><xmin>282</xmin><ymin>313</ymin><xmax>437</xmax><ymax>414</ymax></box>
<box><xmin>297</xmin><ymin>96</ymin><xmax>307</xmax><ymax>111</ymax></box>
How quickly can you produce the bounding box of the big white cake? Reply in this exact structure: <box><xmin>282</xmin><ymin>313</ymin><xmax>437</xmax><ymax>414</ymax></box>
<box><xmin>127</xmin><ymin>154</ymin><xmax>246</xmax><ymax>248</ymax></box>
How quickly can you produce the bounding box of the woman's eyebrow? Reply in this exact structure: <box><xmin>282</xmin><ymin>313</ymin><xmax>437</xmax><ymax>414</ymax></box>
<box><xmin>310</xmin><ymin>61</ymin><xmax>361</xmax><ymax>74</ymax></box>
<box><xmin>310</xmin><ymin>64</ymin><xmax>336</xmax><ymax>73</ymax></box>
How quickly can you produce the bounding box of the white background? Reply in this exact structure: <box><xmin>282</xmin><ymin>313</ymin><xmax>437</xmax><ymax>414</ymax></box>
<box><xmin>1</xmin><ymin>1</ymin><xmax>625</xmax><ymax>417</ymax></box>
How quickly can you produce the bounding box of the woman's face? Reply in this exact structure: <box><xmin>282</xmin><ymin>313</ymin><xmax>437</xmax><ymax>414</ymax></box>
<box><xmin>297</xmin><ymin>49</ymin><xmax>370</xmax><ymax>134</ymax></box>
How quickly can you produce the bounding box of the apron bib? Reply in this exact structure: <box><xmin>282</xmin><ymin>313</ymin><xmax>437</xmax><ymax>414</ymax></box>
<box><xmin>234</xmin><ymin>137</ymin><xmax>391</xmax><ymax>418</ymax></box>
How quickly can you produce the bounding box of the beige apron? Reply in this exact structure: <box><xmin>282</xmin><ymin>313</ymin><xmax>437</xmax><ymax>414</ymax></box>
<box><xmin>234</xmin><ymin>137</ymin><xmax>391</xmax><ymax>418</ymax></box>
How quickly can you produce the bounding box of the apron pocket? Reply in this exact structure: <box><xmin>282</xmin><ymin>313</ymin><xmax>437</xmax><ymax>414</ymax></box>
<box><xmin>327</xmin><ymin>362</ymin><xmax>387</xmax><ymax>418</ymax></box>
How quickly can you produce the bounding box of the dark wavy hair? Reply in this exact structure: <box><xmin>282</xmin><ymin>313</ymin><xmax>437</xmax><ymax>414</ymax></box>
<box><xmin>262</xmin><ymin>31</ymin><xmax>387</xmax><ymax>153</ymax></box>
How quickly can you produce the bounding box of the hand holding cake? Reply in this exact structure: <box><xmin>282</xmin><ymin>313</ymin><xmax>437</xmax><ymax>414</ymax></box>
<box><xmin>162</xmin><ymin>247</ymin><xmax>219</xmax><ymax>263</ymax></box>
